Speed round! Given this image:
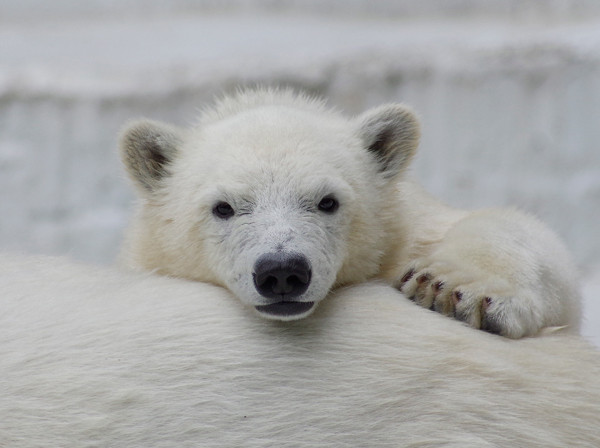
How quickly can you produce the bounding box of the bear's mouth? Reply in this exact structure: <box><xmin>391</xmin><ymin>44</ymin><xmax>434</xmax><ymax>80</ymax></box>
<box><xmin>255</xmin><ymin>301</ymin><xmax>315</xmax><ymax>318</ymax></box>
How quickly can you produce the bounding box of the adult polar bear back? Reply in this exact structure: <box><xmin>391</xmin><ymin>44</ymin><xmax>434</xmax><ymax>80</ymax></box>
<box><xmin>119</xmin><ymin>88</ymin><xmax>580</xmax><ymax>338</ymax></box>
<box><xmin>1</xmin><ymin>255</ymin><xmax>599</xmax><ymax>447</ymax></box>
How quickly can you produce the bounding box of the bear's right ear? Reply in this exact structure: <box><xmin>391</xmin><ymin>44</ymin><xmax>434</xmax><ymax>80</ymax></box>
<box><xmin>119</xmin><ymin>119</ymin><xmax>184</xmax><ymax>195</ymax></box>
<box><xmin>356</xmin><ymin>104</ymin><xmax>420</xmax><ymax>179</ymax></box>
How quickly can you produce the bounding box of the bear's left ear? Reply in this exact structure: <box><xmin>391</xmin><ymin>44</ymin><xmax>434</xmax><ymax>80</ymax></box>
<box><xmin>356</xmin><ymin>104</ymin><xmax>420</xmax><ymax>178</ymax></box>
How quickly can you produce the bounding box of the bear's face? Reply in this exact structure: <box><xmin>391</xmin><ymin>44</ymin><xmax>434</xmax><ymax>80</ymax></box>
<box><xmin>120</xmin><ymin>90</ymin><xmax>419</xmax><ymax>320</ymax></box>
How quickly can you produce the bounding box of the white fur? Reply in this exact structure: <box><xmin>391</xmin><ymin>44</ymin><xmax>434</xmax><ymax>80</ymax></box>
<box><xmin>119</xmin><ymin>88</ymin><xmax>580</xmax><ymax>337</ymax></box>
<box><xmin>396</xmin><ymin>207</ymin><xmax>581</xmax><ymax>337</ymax></box>
<box><xmin>1</xmin><ymin>254</ymin><xmax>599</xmax><ymax>447</ymax></box>
<box><xmin>120</xmin><ymin>89</ymin><xmax>407</xmax><ymax>320</ymax></box>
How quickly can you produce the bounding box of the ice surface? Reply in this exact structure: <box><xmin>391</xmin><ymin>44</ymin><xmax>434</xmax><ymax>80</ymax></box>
<box><xmin>0</xmin><ymin>2</ymin><xmax>598</xmax><ymax>346</ymax></box>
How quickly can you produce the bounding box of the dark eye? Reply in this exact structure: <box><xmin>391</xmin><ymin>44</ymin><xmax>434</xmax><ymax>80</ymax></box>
<box><xmin>317</xmin><ymin>196</ymin><xmax>339</xmax><ymax>213</ymax></box>
<box><xmin>213</xmin><ymin>201</ymin><xmax>235</xmax><ymax>219</ymax></box>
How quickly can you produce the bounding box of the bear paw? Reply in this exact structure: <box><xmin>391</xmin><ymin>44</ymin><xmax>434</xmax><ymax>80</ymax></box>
<box><xmin>394</xmin><ymin>261</ymin><xmax>542</xmax><ymax>338</ymax></box>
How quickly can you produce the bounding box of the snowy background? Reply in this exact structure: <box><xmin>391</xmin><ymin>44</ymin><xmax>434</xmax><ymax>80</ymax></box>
<box><xmin>1</xmin><ymin>0</ymin><xmax>599</xmax><ymax>346</ymax></box>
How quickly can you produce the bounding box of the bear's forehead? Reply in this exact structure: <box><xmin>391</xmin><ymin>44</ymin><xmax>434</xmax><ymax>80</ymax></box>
<box><xmin>195</xmin><ymin>106</ymin><xmax>353</xmax><ymax>154</ymax></box>
<box><xmin>182</xmin><ymin>106</ymin><xmax>367</xmax><ymax>182</ymax></box>
<box><xmin>197</xmin><ymin>148</ymin><xmax>352</xmax><ymax>195</ymax></box>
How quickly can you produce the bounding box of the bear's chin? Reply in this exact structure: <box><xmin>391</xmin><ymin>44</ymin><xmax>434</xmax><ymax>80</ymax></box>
<box><xmin>254</xmin><ymin>301</ymin><xmax>316</xmax><ymax>320</ymax></box>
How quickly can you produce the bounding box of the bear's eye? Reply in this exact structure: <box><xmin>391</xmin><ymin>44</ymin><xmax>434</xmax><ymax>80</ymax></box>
<box><xmin>317</xmin><ymin>196</ymin><xmax>339</xmax><ymax>214</ymax></box>
<box><xmin>213</xmin><ymin>201</ymin><xmax>235</xmax><ymax>219</ymax></box>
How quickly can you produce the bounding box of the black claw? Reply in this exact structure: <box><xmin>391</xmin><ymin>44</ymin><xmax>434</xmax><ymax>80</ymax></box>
<box><xmin>400</xmin><ymin>269</ymin><xmax>415</xmax><ymax>285</ymax></box>
<box><xmin>416</xmin><ymin>273</ymin><xmax>431</xmax><ymax>285</ymax></box>
<box><xmin>453</xmin><ymin>291</ymin><xmax>463</xmax><ymax>303</ymax></box>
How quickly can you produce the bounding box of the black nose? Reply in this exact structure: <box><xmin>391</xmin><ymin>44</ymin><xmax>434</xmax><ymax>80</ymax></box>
<box><xmin>253</xmin><ymin>253</ymin><xmax>312</xmax><ymax>300</ymax></box>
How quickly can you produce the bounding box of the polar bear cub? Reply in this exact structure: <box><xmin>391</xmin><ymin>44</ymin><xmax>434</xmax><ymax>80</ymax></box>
<box><xmin>119</xmin><ymin>88</ymin><xmax>580</xmax><ymax>338</ymax></box>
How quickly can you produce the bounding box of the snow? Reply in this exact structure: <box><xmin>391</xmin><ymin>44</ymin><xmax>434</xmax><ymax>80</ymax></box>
<box><xmin>582</xmin><ymin>267</ymin><xmax>600</xmax><ymax>347</ymax></box>
<box><xmin>0</xmin><ymin>2</ymin><xmax>598</xmax><ymax>346</ymax></box>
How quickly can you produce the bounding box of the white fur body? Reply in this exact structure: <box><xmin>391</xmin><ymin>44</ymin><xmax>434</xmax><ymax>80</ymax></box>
<box><xmin>120</xmin><ymin>89</ymin><xmax>580</xmax><ymax>337</ymax></box>
<box><xmin>1</xmin><ymin>255</ymin><xmax>599</xmax><ymax>447</ymax></box>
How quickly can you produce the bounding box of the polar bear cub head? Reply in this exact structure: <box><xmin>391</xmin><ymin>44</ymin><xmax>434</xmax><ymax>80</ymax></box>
<box><xmin>120</xmin><ymin>89</ymin><xmax>419</xmax><ymax>320</ymax></box>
